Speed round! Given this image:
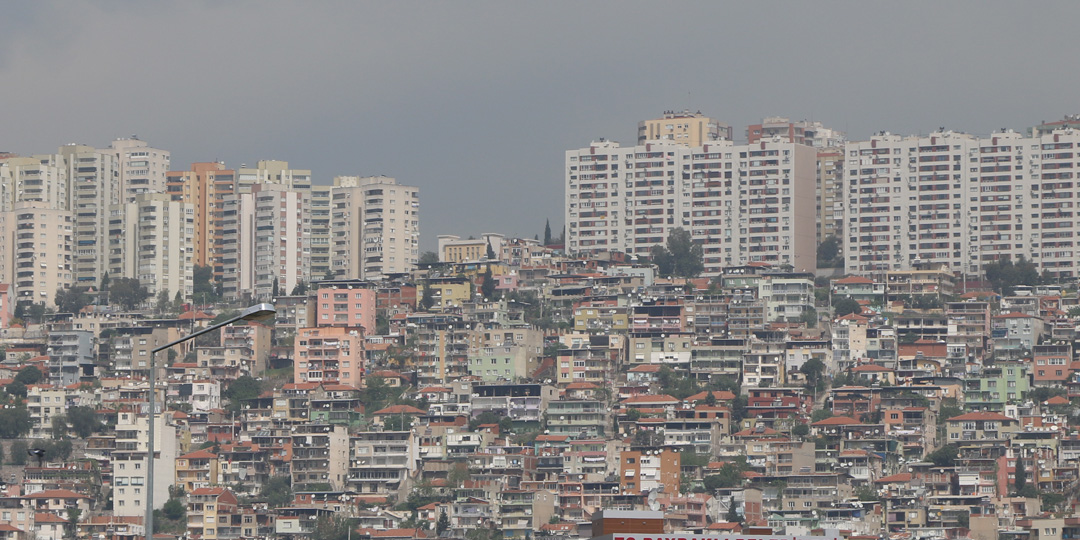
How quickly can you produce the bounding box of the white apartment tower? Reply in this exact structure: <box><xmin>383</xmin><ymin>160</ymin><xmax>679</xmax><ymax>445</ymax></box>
<box><xmin>236</xmin><ymin>160</ymin><xmax>312</xmax><ymax>193</ymax></box>
<box><xmin>843</xmin><ymin>128</ymin><xmax>1080</xmax><ymax>279</ymax></box>
<box><xmin>221</xmin><ymin>184</ymin><xmax>310</xmax><ymax>301</ymax></box>
<box><xmin>110</xmin><ymin>409</ymin><xmax>177</xmax><ymax>517</ymax></box>
<box><xmin>51</xmin><ymin>144</ymin><xmax>120</xmax><ymax>286</ymax></box>
<box><xmin>106</xmin><ymin>138</ymin><xmax>171</xmax><ymax>202</ymax></box>
<box><xmin>330</xmin><ymin>176</ymin><xmax>419</xmax><ymax>280</ymax></box>
<box><xmin>0</xmin><ymin>202</ymin><xmax>74</xmax><ymax>307</ymax></box>
<box><xmin>565</xmin><ymin>139</ymin><xmax>818</xmax><ymax>273</ymax></box>
<box><xmin>0</xmin><ymin>156</ymin><xmax>67</xmax><ymax>210</ymax></box>
<box><xmin>108</xmin><ymin>193</ymin><xmax>195</xmax><ymax>298</ymax></box>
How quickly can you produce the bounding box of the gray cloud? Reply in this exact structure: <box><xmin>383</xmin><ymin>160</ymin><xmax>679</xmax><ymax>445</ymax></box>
<box><xmin>2</xmin><ymin>2</ymin><xmax>1079</xmax><ymax>248</ymax></box>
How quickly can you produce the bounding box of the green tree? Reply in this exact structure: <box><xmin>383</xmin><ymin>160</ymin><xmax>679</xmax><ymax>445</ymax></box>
<box><xmin>290</xmin><ymin>281</ymin><xmax>308</xmax><ymax>296</ymax></box>
<box><xmin>816</xmin><ymin>235</ymin><xmax>841</xmax><ymax>268</ymax></box>
<box><xmin>312</xmin><ymin>515</ymin><xmax>355</xmax><ymax>540</ymax></box>
<box><xmin>259</xmin><ymin>476</ymin><xmax>293</xmax><ymax>508</ymax></box>
<box><xmin>9</xmin><ymin>441</ymin><xmax>27</xmax><ymax>464</ymax></box>
<box><xmin>420</xmin><ymin>281</ymin><xmax>436</xmax><ymax>311</ymax></box>
<box><xmin>799</xmin><ymin>307</ymin><xmax>818</xmax><ymax>328</ymax></box>
<box><xmin>162</xmin><ymin>497</ymin><xmax>185</xmax><ymax>521</ymax></box>
<box><xmin>1015</xmin><ymin>453</ymin><xmax>1027</xmax><ymax>493</ymax></box>
<box><xmin>193</xmin><ymin>264</ymin><xmax>217</xmax><ymax>304</ymax></box>
<box><xmin>224</xmin><ymin>375</ymin><xmax>263</xmax><ymax>414</ymax></box>
<box><xmin>650</xmin><ymin>228</ymin><xmax>704</xmax><ymax>278</ymax></box>
<box><xmin>65</xmin><ymin>508</ymin><xmax>81</xmax><ymax>540</ymax></box>
<box><xmin>792</xmin><ymin>423</ymin><xmax>809</xmax><ymax>438</ymax></box>
<box><xmin>984</xmin><ymin>255</ymin><xmax>1041</xmax><ymax>295</ymax></box>
<box><xmin>480</xmin><ymin>266</ymin><xmax>495</xmax><ymax>300</ymax></box>
<box><xmin>436</xmin><ymin>511</ymin><xmax>450</xmax><ymax>535</ymax></box>
<box><xmin>855</xmin><ymin>485</ymin><xmax>879</xmax><ymax>502</ymax></box>
<box><xmin>703</xmin><ymin>461</ymin><xmax>746</xmax><ymax>490</ymax></box>
<box><xmin>14</xmin><ymin>365</ymin><xmax>43</xmax><ymax>385</ymax></box>
<box><xmin>725</xmin><ymin>495</ymin><xmax>741</xmax><ymax>523</ymax></box>
<box><xmin>155</xmin><ymin>290</ymin><xmax>172</xmax><ymax>315</ymax></box>
<box><xmin>544</xmin><ymin>219</ymin><xmax>552</xmax><ymax>245</ymax></box>
<box><xmin>926</xmin><ymin>444</ymin><xmax>958</xmax><ymax>467</ymax></box>
<box><xmin>4</xmin><ymin>381</ymin><xmax>27</xmax><ymax>400</ymax></box>
<box><xmin>51</xmin><ymin>415</ymin><xmax>68</xmax><ymax>439</ymax></box>
<box><xmin>55</xmin><ymin>286</ymin><xmax>91</xmax><ymax>314</ymax></box>
<box><xmin>486</xmin><ymin>240</ymin><xmax>496</xmax><ymax>260</ymax></box>
<box><xmin>447</xmin><ymin>462</ymin><xmax>470</xmax><ymax>488</ymax></box>
<box><xmin>800</xmin><ymin>358</ymin><xmax>827</xmax><ymax>391</ymax></box>
<box><xmin>811</xmin><ymin>409</ymin><xmax>834</xmax><ymax>423</ymax></box>
<box><xmin>418</xmin><ymin>251</ymin><xmax>440</xmax><ymax>266</ymax></box>
<box><xmin>110</xmin><ymin>277</ymin><xmax>150</xmax><ymax>310</ymax></box>
<box><xmin>833</xmin><ymin>296</ymin><xmax>861</xmax><ymax>317</ymax></box>
<box><xmin>67</xmin><ymin>406</ymin><xmax>101</xmax><ymax>439</ymax></box>
<box><xmin>272</xmin><ymin>278</ymin><xmax>280</xmax><ymax>298</ymax></box>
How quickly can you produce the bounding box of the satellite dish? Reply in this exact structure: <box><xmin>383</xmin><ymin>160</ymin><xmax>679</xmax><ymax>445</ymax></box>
<box><xmin>647</xmin><ymin>489</ymin><xmax>660</xmax><ymax>511</ymax></box>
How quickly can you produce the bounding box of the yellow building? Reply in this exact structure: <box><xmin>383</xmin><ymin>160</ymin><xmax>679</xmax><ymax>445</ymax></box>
<box><xmin>422</xmin><ymin>276</ymin><xmax>472</xmax><ymax>309</ymax></box>
<box><xmin>637</xmin><ymin>110</ymin><xmax>730</xmax><ymax>146</ymax></box>
<box><xmin>175</xmin><ymin>448</ymin><xmax>219</xmax><ymax>492</ymax></box>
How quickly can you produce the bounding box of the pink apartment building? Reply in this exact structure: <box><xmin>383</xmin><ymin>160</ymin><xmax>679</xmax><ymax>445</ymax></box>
<box><xmin>312</xmin><ymin>280</ymin><xmax>377</xmax><ymax>334</ymax></box>
<box><xmin>294</xmin><ymin>326</ymin><xmax>366</xmax><ymax>386</ymax></box>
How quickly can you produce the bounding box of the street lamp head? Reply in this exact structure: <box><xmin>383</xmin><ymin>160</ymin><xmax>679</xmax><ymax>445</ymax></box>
<box><xmin>239</xmin><ymin>303</ymin><xmax>276</xmax><ymax>323</ymax></box>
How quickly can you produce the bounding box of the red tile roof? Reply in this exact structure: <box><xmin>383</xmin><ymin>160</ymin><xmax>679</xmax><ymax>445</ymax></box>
<box><xmin>947</xmin><ymin>411</ymin><xmax>1014</xmax><ymax>422</ymax></box>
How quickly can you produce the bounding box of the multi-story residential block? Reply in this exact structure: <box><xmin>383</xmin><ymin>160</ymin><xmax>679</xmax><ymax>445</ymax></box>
<box><xmin>0</xmin><ymin>155</ymin><xmax>67</xmax><ymax>211</ymax></box>
<box><xmin>330</xmin><ymin>176</ymin><xmax>419</xmax><ymax>280</ymax></box>
<box><xmin>758</xmin><ymin>271</ymin><xmax>815</xmax><ymax>322</ymax></box>
<box><xmin>50</xmin><ymin>144</ymin><xmax>120</xmax><ymax>286</ymax></box>
<box><xmin>617</xmin><ymin>449</ymin><xmax>681</xmax><ymax>495</ymax></box>
<box><xmin>167</xmin><ymin>162</ymin><xmax>235</xmax><ymax>280</ymax></box>
<box><xmin>290</xmin><ymin>423</ymin><xmax>349</xmax><ymax>491</ymax></box>
<box><xmin>946</xmin><ymin>411</ymin><xmax>1020</xmax><ymax>442</ymax></box>
<box><xmin>564</xmin><ymin>138</ymin><xmax>818</xmax><ymax>273</ymax></box>
<box><xmin>309</xmin><ymin>186</ymin><xmax>333</xmax><ymax>281</ymax></box>
<box><xmin>311</xmin><ymin>280</ymin><xmax>376</xmax><ymax>332</ymax></box>
<box><xmin>0</xmin><ymin>202</ymin><xmax>74</xmax><ymax>308</ymax></box>
<box><xmin>110</xmin><ymin>410</ymin><xmax>177</xmax><ymax>517</ymax></box>
<box><xmin>963</xmin><ymin>362</ymin><xmax>1029</xmax><ymax>411</ymax></box>
<box><xmin>556</xmin><ymin>335</ymin><xmax>622</xmax><ymax>385</ymax></box>
<box><xmin>817</xmin><ymin>147</ymin><xmax>845</xmax><ymax>243</ymax></box>
<box><xmin>47</xmin><ymin>330</ymin><xmax>93</xmax><ymax>387</ymax></box>
<box><xmin>106</xmin><ymin>137</ymin><xmax>171</xmax><ymax>202</ymax></box>
<box><xmin>186</xmin><ymin>487</ymin><xmax>240</xmax><ymax>540</ymax></box>
<box><xmin>108</xmin><ymin>193</ymin><xmax>194</xmax><ymax>297</ymax></box>
<box><xmin>293</xmin><ymin>326</ymin><xmax>366</xmax><ymax>386</ymax></box>
<box><xmin>547</xmin><ymin>400</ymin><xmax>606</xmax><ymax>439</ymax></box>
<box><xmin>845</xmin><ymin>129</ymin><xmax>1080</xmax><ymax>278</ymax></box>
<box><xmin>26</xmin><ymin>385</ymin><xmax>69</xmax><ymax>439</ymax></box>
<box><xmin>638</xmin><ymin>110</ymin><xmax>730</xmax><ymax>146</ymax></box>
<box><xmin>220</xmin><ymin>184</ymin><xmax>309</xmax><ymax>301</ymax></box>
<box><xmin>348</xmin><ymin>431</ymin><xmax>417</xmax><ymax>497</ymax></box>
<box><xmin>174</xmin><ymin>449</ymin><xmax>219</xmax><ymax>492</ymax></box>
<box><xmin>747</xmin><ymin>117</ymin><xmax>845</xmax><ymax>148</ymax></box>
<box><xmin>993</xmin><ymin>312</ymin><xmax>1044</xmax><ymax>356</ymax></box>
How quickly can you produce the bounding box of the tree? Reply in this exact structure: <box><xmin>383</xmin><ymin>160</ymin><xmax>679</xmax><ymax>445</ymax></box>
<box><xmin>792</xmin><ymin>423</ymin><xmax>809</xmax><ymax>438</ymax></box>
<box><xmin>926</xmin><ymin>444</ymin><xmax>958</xmax><ymax>467</ymax></box>
<box><xmin>816</xmin><ymin>235</ymin><xmax>841</xmax><ymax>268</ymax></box>
<box><xmin>55</xmin><ymin>286</ymin><xmax>90</xmax><ymax>314</ymax></box>
<box><xmin>65</xmin><ymin>508</ymin><xmax>81</xmax><ymax>540</ymax></box>
<box><xmin>436</xmin><ymin>511</ymin><xmax>450</xmax><ymax>535</ymax></box>
<box><xmin>544</xmin><ymin>219</ymin><xmax>552</xmax><ymax>246</ymax></box>
<box><xmin>1015</xmin><ymin>453</ymin><xmax>1027</xmax><ymax>493</ymax></box>
<box><xmin>799</xmin><ymin>307</ymin><xmax>818</xmax><ymax>328</ymax></box>
<box><xmin>9</xmin><ymin>441</ymin><xmax>28</xmax><ymax>464</ymax></box>
<box><xmin>486</xmin><ymin>240</ymin><xmax>496</xmax><ymax>260</ymax></box>
<box><xmin>833</xmin><ymin>296</ymin><xmax>861</xmax><ymax>317</ymax></box>
<box><xmin>162</xmin><ymin>497</ymin><xmax>185</xmax><ymax>521</ymax></box>
<box><xmin>811</xmin><ymin>409</ymin><xmax>834</xmax><ymax>423</ymax></box>
<box><xmin>14</xmin><ymin>365</ymin><xmax>42</xmax><ymax>385</ymax></box>
<box><xmin>480</xmin><ymin>266</ymin><xmax>495</xmax><ymax>300</ymax></box>
<box><xmin>418</xmin><ymin>251</ymin><xmax>440</xmax><ymax>266</ymax></box>
<box><xmin>725</xmin><ymin>495</ymin><xmax>742</xmax><ymax>523</ymax></box>
<box><xmin>155</xmin><ymin>290</ymin><xmax>171</xmax><ymax>315</ymax></box>
<box><xmin>800</xmin><ymin>358</ymin><xmax>827</xmax><ymax>391</ymax></box>
<box><xmin>51</xmin><ymin>415</ymin><xmax>68</xmax><ymax>439</ymax></box>
<box><xmin>272</xmin><ymin>278</ymin><xmax>280</xmax><ymax>298</ymax></box>
<box><xmin>173</xmin><ymin>291</ymin><xmax>184</xmax><ymax>312</ymax></box>
<box><xmin>702</xmin><ymin>461</ymin><xmax>746</xmax><ymax>490</ymax></box>
<box><xmin>110</xmin><ymin>277</ymin><xmax>149</xmax><ymax>310</ymax></box>
<box><xmin>290</xmin><ymin>281</ymin><xmax>308</xmax><ymax>296</ymax></box>
<box><xmin>984</xmin><ymin>255</ymin><xmax>1041</xmax><ymax>295</ymax></box>
<box><xmin>447</xmin><ymin>462</ymin><xmax>470</xmax><ymax>488</ymax></box>
<box><xmin>224</xmin><ymin>376</ymin><xmax>263</xmax><ymax>414</ymax></box>
<box><xmin>67</xmin><ymin>406</ymin><xmax>101</xmax><ymax>438</ymax></box>
<box><xmin>259</xmin><ymin>476</ymin><xmax>293</xmax><ymax>508</ymax></box>
<box><xmin>651</xmin><ymin>228</ymin><xmax>704</xmax><ymax>278</ymax></box>
<box><xmin>312</xmin><ymin>515</ymin><xmax>355</xmax><ymax>540</ymax></box>
<box><xmin>420</xmin><ymin>281</ymin><xmax>436</xmax><ymax>311</ymax></box>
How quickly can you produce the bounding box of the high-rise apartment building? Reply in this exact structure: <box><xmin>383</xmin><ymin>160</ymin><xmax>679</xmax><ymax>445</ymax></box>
<box><xmin>110</xmin><ymin>409</ymin><xmax>177</xmax><ymax>517</ymax></box>
<box><xmin>236</xmin><ymin>160</ymin><xmax>311</xmax><ymax>193</ymax></box>
<box><xmin>220</xmin><ymin>184</ymin><xmax>309</xmax><ymax>301</ymax></box>
<box><xmin>843</xmin><ymin>128</ymin><xmax>1080</xmax><ymax>279</ymax></box>
<box><xmin>637</xmin><ymin>110</ymin><xmax>731</xmax><ymax>146</ymax></box>
<box><xmin>52</xmin><ymin>144</ymin><xmax>120</xmax><ymax>285</ymax></box>
<box><xmin>167</xmin><ymin>162</ymin><xmax>235</xmax><ymax>274</ymax></box>
<box><xmin>0</xmin><ymin>202</ymin><xmax>74</xmax><ymax>307</ymax></box>
<box><xmin>108</xmin><ymin>193</ymin><xmax>194</xmax><ymax>298</ymax></box>
<box><xmin>106</xmin><ymin>137</ymin><xmax>171</xmax><ymax>202</ymax></box>
<box><xmin>747</xmin><ymin>117</ymin><xmax>846</xmax><ymax>148</ymax></box>
<box><xmin>817</xmin><ymin>148</ymin><xmax>845</xmax><ymax>244</ymax></box>
<box><xmin>0</xmin><ymin>156</ymin><xmax>66</xmax><ymax>210</ymax></box>
<box><xmin>564</xmin><ymin>139</ymin><xmax>818</xmax><ymax>274</ymax></box>
<box><xmin>330</xmin><ymin>176</ymin><xmax>419</xmax><ymax>280</ymax></box>
<box><xmin>309</xmin><ymin>186</ymin><xmax>333</xmax><ymax>282</ymax></box>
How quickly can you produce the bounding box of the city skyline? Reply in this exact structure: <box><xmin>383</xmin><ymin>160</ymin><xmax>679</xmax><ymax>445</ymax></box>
<box><xmin>2</xmin><ymin>2</ymin><xmax>1079</xmax><ymax>250</ymax></box>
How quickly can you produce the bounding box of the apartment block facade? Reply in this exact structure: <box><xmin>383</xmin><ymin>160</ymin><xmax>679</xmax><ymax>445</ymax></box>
<box><xmin>844</xmin><ymin>129</ymin><xmax>1080</xmax><ymax>278</ymax></box>
<box><xmin>330</xmin><ymin>176</ymin><xmax>420</xmax><ymax>280</ymax></box>
<box><xmin>565</xmin><ymin>139</ymin><xmax>818</xmax><ymax>274</ymax></box>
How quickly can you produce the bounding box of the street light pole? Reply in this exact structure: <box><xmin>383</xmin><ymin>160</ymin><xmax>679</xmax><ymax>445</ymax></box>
<box><xmin>145</xmin><ymin>303</ymin><xmax>276</xmax><ymax>540</ymax></box>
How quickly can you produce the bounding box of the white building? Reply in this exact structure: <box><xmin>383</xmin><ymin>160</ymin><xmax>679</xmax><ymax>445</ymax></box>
<box><xmin>330</xmin><ymin>176</ymin><xmax>420</xmax><ymax>280</ymax></box>
<box><xmin>0</xmin><ymin>202</ymin><xmax>74</xmax><ymax>307</ymax></box>
<box><xmin>110</xmin><ymin>409</ymin><xmax>177</xmax><ymax>517</ymax></box>
<box><xmin>843</xmin><ymin>128</ymin><xmax>1080</xmax><ymax>279</ymax></box>
<box><xmin>105</xmin><ymin>137</ymin><xmax>171</xmax><ymax>202</ymax></box>
<box><xmin>108</xmin><ymin>193</ymin><xmax>194</xmax><ymax>298</ymax></box>
<box><xmin>221</xmin><ymin>184</ymin><xmax>309</xmax><ymax>301</ymax></box>
<box><xmin>565</xmin><ymin>139</ymin><xmax>818</xmax><ymax>274</ymax></box>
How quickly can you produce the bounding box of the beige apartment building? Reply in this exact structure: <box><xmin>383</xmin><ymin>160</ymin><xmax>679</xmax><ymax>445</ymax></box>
<box><xmin>167</xmin><ymin>162</ymin><xmax>235</xmax><ymax>273</ymax></box>
<box><xmin>106</xmin><ymin>137</ymin><xmax>171</xmax><ymax>202</ymax></box>
<box><xmin>637</xmin><ymin>110</ymin><xmax>731</xmax><ymax>146</ymax></box>
<box><xmin>220</xmin><ymin>184</ymin><xmax>309</xmax><ymax>301</ymax></box>
<box><xmin>0</xmin><ymin>202</ymin><xmax>74</xmax><ymax>307</ymax></box>
<box><xmin>843</xmin><ymin>128</ymin><xmax>1080</xmax><ymax>278</ymax></box>
<box><xmin>108</xmin><ymin>193</ymin><xmax>194</xmax><ymax>298</ymax></box>
<box><xmin>330</xmin><ymin>176</ymin><xmax>419</xmax><ymax>280</ymax></box>
<box><xmin>565</xmin><ymin>138</ymin><xmax>818</xmax><ymax>274</ymax></box>
<box><xmin>0</xmin><ymin>156</ymin><xmax>67</xmax><ymax>211</ymax></box>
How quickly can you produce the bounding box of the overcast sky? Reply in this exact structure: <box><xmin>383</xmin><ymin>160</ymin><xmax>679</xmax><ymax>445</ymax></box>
<box><xmin>2</xmin><ymin>2</ymin><xmax>1078</xmax><ymax>250</ymax></box>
